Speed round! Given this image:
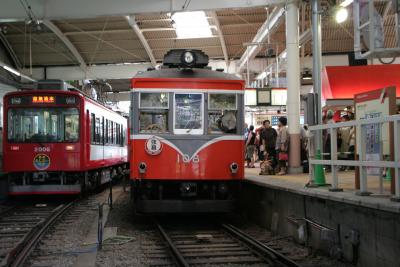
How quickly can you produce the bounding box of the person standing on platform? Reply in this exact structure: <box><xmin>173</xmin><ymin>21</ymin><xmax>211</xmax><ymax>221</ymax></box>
<box><xmin>276</xmin><ymin>117</ymin><xmax>289</xmax><ymax>175</ymax></box>
<box><xmin>260</xmin><ymin>120</ymin><xmax>277</xmax><ymax>168</ymax></box>
<box><xmin>245</xmin><ymin>125</ymin><xmax>256</xmax><ymax>168</ymax></box>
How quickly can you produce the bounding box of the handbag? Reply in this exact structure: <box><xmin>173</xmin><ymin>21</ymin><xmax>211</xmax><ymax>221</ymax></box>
<box><xmin>278</xmin><ymin>151</ymin><xmax>288</xmax><ymax>161</ymax></box>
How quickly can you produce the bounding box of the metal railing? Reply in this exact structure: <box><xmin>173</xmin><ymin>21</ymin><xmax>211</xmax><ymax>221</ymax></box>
<box><xmin>308</xmin><ymin>114</ymin><xmax>400</xmax><ymax>201</ymax></box>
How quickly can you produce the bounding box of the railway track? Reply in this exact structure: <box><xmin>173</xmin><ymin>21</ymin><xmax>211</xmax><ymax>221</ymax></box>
<box><xmin>147</xmin><ymin>220</ymin><xmax>301</xmax><ymax>267</ymax></box>
<box><xmin>23</xmin><ymin>199</ymin><xmax>99</xmax><ymax>267</ymax></box>
<box><xmin>0</xmin><ymin>202</ymin><xmax>74</xmax><ymax>267</ymax></box>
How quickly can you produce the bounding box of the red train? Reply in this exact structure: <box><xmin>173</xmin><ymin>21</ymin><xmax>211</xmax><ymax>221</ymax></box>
<box><xmin>130</xmin><ymin>49</ymin><xmax>245</xmax><ymax>212</ymax></box>
<box><xmin>3</xmin><ymin>80</ymin><xmax>128</xmax><ymax>195</ymax></box>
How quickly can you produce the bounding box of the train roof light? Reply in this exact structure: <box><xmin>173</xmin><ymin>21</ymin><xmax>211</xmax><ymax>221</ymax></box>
<box><xmin>163</xmin><ymin>49</ymin><xmax>209</xmax><ymax>69</ymax></box>
<box><xmin>182</xmin><ymin>51</ymin><xmax>195</xmax><ymax>65</ymax></box>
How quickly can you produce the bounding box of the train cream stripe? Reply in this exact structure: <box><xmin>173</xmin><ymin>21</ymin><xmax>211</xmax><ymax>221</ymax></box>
<box><xmin>130</xmin><ymin>135</ymin><xmax>244</xmax><ymax>160</ymax></box>
<box><xmin>90</xmin><ymin>145</ymin><xmax>128</xmax><ymax>161</ymax></box>
<box><xmin>132</xmin><ymin>88</ymin><xmax>244</xmax><ymax>94</ymax></box>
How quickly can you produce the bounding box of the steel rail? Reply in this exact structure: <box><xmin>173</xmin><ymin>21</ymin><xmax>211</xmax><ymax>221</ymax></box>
<box><xmin>155</xmin><ymin>222</ymin><xmax>189</xmax><ymax>267</ymax></box>
<box><xmin>222</xmin><ymin>223</ymin><xmax>301</xmax><ymax>267</ymax></box>
<box><xmin>10</xmin><ymin>201</ymin><xmax>75</xmax><ymax>267</ymax></box>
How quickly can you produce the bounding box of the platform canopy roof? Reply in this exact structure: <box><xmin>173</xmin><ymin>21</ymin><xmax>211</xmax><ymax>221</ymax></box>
<box><xmin>0</xmin><ymin>0</ymin><xmax>397</xmax><ymax>91</ymax></box>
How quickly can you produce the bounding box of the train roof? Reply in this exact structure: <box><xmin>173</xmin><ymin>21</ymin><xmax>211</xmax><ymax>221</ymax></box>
<box><xmin>133</xmin><ymin>68</ymin><xmax>242</xmax><ymax>81</ymax></box>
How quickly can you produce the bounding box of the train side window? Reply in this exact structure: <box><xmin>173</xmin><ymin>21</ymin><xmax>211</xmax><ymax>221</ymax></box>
<box><xmin>95</xmin><ymin>117</ymin><xmax>101</xmax><ymax>144</ymax></box>
<box><xmin>139</xmin><ymin>92</ymin><xmax>169</xmax><ymax>133</ymax></box>
<box><xmin>116</xmin><ymin>124</ymin><xmax>119</xmax><ymax>145</ymax></box>
<box><xmin>207</xmin><ymin>93</ymin><xmax>237</xmax><ymax>134</ymax></box>
<box><xmin>91</xmin><ymin>113</ymin><xmax>95</xmax><ymax>143</ymax></box>
<box><xmin>104</xmin><ymin>120</ymin><xmax>107</xmax><ymax>144</ymax></box>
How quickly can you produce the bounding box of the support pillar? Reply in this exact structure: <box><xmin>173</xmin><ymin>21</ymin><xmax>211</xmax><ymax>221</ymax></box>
<box><xmin>286</xmin><ymin>0</ymin><xmax>302</xmax><ymax>174</ymax></box>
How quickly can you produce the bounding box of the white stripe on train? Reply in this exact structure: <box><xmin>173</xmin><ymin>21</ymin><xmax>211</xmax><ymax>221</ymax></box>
<box><xmin>130</xmin><ymin>135</ymin><xmax>244</xmax><ymax>161</ymax></box>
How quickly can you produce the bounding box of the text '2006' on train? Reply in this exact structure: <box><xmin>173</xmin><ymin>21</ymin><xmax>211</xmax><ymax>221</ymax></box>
<box><xmin>3</xmin><ymin>80</ymin><xmax>129</xmax><ymax>195</ymax></box>
<box><xmin>130</xmin><ymin>49</ymin><xmax>245</xmax><ymax>212</ymax></box>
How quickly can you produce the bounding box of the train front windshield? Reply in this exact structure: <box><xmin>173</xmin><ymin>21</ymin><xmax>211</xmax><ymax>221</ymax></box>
<box><xmin>7</xmin><ymin>108</ymin><xmax>79</xmax><ymax>143</ymax></box>
<box><xmin>138</xmin><ymin>92</ymin><xmax>238</xmax><ymax>135</ymax></box>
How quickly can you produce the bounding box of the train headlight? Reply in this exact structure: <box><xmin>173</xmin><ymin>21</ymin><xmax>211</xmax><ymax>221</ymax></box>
<box><xmin>230</xmin><ymin>162</ymin><xmax>238</xmax><ymax>174</ymax></box>
<box><xmin>139</xmin><ymin>162</ymin><xmax>147</xmax><ymax>174</ymax></box>
<box><xmin>181</xmin><ymin>51</ymin><xmax>196</xmax><ymax>66</ymax></box>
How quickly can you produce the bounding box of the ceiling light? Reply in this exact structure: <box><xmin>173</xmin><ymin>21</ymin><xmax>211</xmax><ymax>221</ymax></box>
<box><xmin>335</xmin><ymin>7</ymin><xmax>348</xmax><ymax>24</ymax></box>
<box><xmin>172</xmin><ymin>11</ymin><xmax>213</xmax><ymax>39</ymax></box>
<box><xmin>340</xmin><ymin>0</ymin><xmax>353</xmax><ymax>7</ymax></box>
<box><xmin>3</xmin><ymin>65</ymin><xmax>21</xmax><ymax>76</ymax></box>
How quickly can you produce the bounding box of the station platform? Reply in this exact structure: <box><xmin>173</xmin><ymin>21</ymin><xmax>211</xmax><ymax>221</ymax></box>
<box><xmin>245</xmin><ymin>164</ymin><xmax>400</xmax><ymax>214</ymax></box>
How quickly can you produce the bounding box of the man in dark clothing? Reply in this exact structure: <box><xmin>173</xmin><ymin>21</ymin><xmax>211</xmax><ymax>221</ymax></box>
<box><xmin>260</xmin><ymin>120</ymin><xmax>277</xmax><ymax>168</ymax></box>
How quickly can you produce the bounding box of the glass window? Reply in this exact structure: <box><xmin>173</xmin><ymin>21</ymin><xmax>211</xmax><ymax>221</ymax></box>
<box><xmin>140</xmin><ymin>92</ymin><xmax>169</xmax><ymax>109</ymax></box>
<box><xmin>8</xmin><ymin>108</ymin><xmax>79</xmax><ymax>143</ymax></box>
<box><xmin>95</xmin><ymin>118</ymin><xmax>101</xmax><ymax>143</ymax></box>
<box><xmin>91</xmin><ymin>113</ymin><xmax>95</xmax><ymax>143</ymax></box>
<box><xmin>207</xmin><ymin>94</ymin><xmax>237</xmax><ymax>134</ymax></box>
<box><xmin>64</xmin><ymin>114</ymin><xmax>79</xmax><ymax>142</ymax></box>
<box><xmin>139</xmin><ymin>111</ymin><xmax>168</xmax><ymax>133</ymax></box>
<box><xmin>105</xmin><ymin>120</ymin><xmax>109</xmax><ymax>144</ymax></box>
<box><xmin>209</xmin><ymin>93</ymin><xmax>237</xmax><ymax>110</ymax></box>
<box><xmin>174</xmin><ymin>93</ymin><xmax>203</xmax><ymax>135</ymax></box>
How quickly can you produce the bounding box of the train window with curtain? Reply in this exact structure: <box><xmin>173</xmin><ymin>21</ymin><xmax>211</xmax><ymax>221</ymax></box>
<box><xmin>139</xmin><ymin>92</ymin><xmax>169</xmax><ymax>133</ymax></box>
<box><xmin>174</xmin><ymin>93</ymin><xmax>203</xmax><ymax>135</ymax></box>
<box><xmin>207</xmin><ymin>93</ymin><xmax>237</xmax><ymax>134</ymax></box>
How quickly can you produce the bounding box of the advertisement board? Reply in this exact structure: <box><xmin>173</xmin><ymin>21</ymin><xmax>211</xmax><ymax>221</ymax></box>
<box><xmin>354</xmin><ymin>87</ymin><xmax>396</xmax><ymax>177</ymax></box>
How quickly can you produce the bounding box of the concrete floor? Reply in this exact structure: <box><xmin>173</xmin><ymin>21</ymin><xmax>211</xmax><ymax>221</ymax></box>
<box><xmin>245</xmin><ymin>164</ymin><xmax>400</xmax><ymax>214</ymax></box>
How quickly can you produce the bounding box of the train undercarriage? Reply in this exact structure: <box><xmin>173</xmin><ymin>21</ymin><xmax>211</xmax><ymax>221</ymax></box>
<box><xmin>131</xmin><ymin>179</ymin><xmax>241</xmax><ymax>213</ymax></box>
<box><xmin>7</xmin><ymin>164</ymin><xmax>129</xmax><ymax>195</ymax></box>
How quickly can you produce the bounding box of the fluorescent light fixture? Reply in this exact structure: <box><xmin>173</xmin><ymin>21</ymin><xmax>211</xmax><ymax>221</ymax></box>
<box><xmin>335</xmin><ymin>7</ymin><xmax>348</xmax><ymax>23</ymax></box>
<box><xmin>340</xmin><ymin>0</ymin><xmax>353</xmax><ymax>7</ymax></box>
<box><xmin>3</xmin><ymin>65</ymin><xmax>21</xmax><ymax>76</ymax></box>
<box><xmin>172</xmin><ymin>11</ymin><xmax>213</xmax><ymax>39</ymax></box>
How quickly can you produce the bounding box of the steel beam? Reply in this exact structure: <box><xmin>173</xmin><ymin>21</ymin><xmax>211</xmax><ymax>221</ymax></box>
<box><xmin>0</xmin><ymin>32</ymin><xmax>21</xmax><ymax>69</ymax></box>
<box><xmin>42</xmin><ymin>20</ymin><xmax>87</xmax><ymax>72</ymax></box>
<box><xmin>126</xmin><ymin>15</ymin><xmax>156</xmax><ymax>67</ymax></box>
<box><xmin>210</xmin><ymin>11</ymin><xmax>229</xmax><ymax>69</ymax></box>
<box><xmin>237</xmin><ymin>6</ymin><xmax>285</xmax><ymax>72</ymax></box>
<box><xmin>0</xmin><ymin>0</ymin><xmax>286</xmax><ymax>21</ymax></box>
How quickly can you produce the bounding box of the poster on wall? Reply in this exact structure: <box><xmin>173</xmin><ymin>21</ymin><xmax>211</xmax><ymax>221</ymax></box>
<box><xmin>354</xmin><ymin>87</ymin><xmax>396</xmax><ymax>175</ymax></box>
<box><xmin>254</xmin><ymin>114</ymin><xmax>271</xmax><ymax>127</ymax></box>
